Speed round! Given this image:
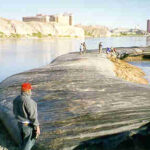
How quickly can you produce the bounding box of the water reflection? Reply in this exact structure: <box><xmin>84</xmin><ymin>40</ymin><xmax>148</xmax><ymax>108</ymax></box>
<box><xmin>0</xmin><ymin>38</ymin><xmax>83</xmax><ymax>82</ymax></box>
<box><xmin>0</xmin><ymin>36</ymin><xmax>149</xmax><ymax>82</ymax></box>
<box><xmin>146</xmin><ymin>36</ymin><xmax>150</xmax><ymax>46</ymax></box>
<box><xmin>85</xmin><ymin>36</ymin><xmax>149</xmax><ymax>50</ymax></box>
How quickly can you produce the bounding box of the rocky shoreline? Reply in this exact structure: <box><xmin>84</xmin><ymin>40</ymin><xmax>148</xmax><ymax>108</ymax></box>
<box><xmin>0</xmin><ymin>17</ymin><xmax>84</xmax><ymax>38</ymax></box>
<box><xmin>110</xmin><ymin>57</ymin><xmax>148</xmax><ymax>84</ymax></box>
<box><xmin>1</xmin><ymin>49</ymin><xmax>150</xmax><ymax>150</ymax></box>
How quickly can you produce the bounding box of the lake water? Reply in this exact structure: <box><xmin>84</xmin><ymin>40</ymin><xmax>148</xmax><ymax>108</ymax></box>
<box><xmin>129</xmin><ymin>61</ymin><xmax>150</xmax><ymax>83</ymax></box>
<box><xmin>86</xmin><ymin>36</ymin><xmax>150</xmax><ymax>49</ymax></box>
<box><xmin>0</xmin><ymin>36</ymin><xmax>150</xmax><ymax>83</ymax></box>
<box><xmin>0</xmin><ymin>38</ymin><xmax>82</xmax><ymax>82</ymax></box>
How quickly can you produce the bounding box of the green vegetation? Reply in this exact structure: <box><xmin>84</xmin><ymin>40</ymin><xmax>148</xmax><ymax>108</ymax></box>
<box><xmin>111</xmin><ymin>33</ymin><xmax>145</xmax><ymax>37</ymax></box>
<box><xmin>48</xmin><ymin>33</ymin><xmax>52</xmax><ymax>36</ymax></box>
<box><xmin>0</xmin><ymin>31</ymin><xmax>6</xmax><ymax>38</ymax></box>
<box><xmin>32</xmin><ymin>32</ymin><xmax>43</xmax><ymax>38</ymax></box>
<box><xmin>84</xmin><ymin>31</ymin><xmax>93</xmax><ymax>37</ymax></box>
<box><xmin>32</xmin><ymin>32</ymin><xmax>53</xmax><ymax>38</ymax></box>
<box><xmin>9</xmin><ymin>33</ymin><xmax>22</xmax><ymax>38</ymax></box>
<box><xmin>0</xmin><ymin>31</ymin><xmax>4</xmax><ymax>35</ymax></box>
<box><xmin>111</xmin><ymin>31</ymin><xmax>145</xmax><ymax>37</ymax></box>
<box><xmin>58</xmin><ymin>35</ymin><xmax>71</xmax><ymax>37</ymax></box>
<box><xmin>58</xmin><ymin>35</ymin><xmax>80</xmax><ymax>38</ymax></box>
<box><xmin>0</xmin><ymin>31</ymin><xmax>79</xmax><ymax>39</ymax></box>
<box><xmin>120</xmin><ymin>32</ymin><xmax>136</xmax><ymax>36</ymax></box>
<box><xmin>0</xmin><ymin>32</ymin><xmax>22</xmax><ymax>38</ymax></box>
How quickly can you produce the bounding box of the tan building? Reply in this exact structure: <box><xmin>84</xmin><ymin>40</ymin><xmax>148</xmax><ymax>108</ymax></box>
<box><xmin>22</xmin><ymin>14</ymin><xmax>49</xmax><ymax>23</ymax></box>
<box><xmin>23</xmin><ymin>13</ymin><xmax>73</xmax><ymax>25</ymax></box>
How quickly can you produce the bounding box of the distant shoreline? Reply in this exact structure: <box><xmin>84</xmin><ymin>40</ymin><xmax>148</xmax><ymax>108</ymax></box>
<box><xmin>0</xmin><ymin>33</ymin><xmax>147</xmax><ymax>39</ymax></box>
<box><xmin>0</xmin><ymin>33</ymin><xmax>82</xmax><ymax>39</ymax></box>
<box><xmin>85</xmin><ymin>34</ymin><xmax>147</xmax><ymax>38</ymax></box>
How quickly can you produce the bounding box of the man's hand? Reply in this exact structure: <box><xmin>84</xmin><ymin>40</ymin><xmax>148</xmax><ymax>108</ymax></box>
<box><xmin>36</xmin><ymin>126</ymin><xmax>40</xmax><ymax>139</ymax></box>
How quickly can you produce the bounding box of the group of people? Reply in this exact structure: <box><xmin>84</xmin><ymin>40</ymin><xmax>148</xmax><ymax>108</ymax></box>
<box><xmin>80</xmin><ymin>41</ymin><xmax>117</xmax><ymax>56</ymax></box>
<box><xmin>106</xmin><ymin>47</ymin><xmax>117</xmax><ymax>54</ymax></box>
<box><xmin>80</xmin><ymin>42</ymin><xmax>87</xmax><ymax>54</ymax></box>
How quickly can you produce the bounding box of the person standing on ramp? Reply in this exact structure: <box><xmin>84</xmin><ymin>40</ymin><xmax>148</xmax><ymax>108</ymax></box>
<box><xmin>99</xmin><ymin>42</ymin><xmax>103</xmax><ymax>54</ymax></box>
<box><xmin>13</xmin><ymin>83</ymin><xmax>40</xmax><ymax>150</ymax></box>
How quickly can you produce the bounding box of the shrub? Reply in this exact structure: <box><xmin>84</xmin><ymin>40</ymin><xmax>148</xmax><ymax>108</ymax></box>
<box><xmin>48</xmin><ymin>34</ymin><xmax>52</xmax><ymax>36</ymax></box>
<box><xmin>32</xmin><ymin>32</ymin><xmax>43</xmax><ymax>38</ymax></box>
<box><xmin>9</xmin><ymin>33</ymin><xmax>21</xmax><ymax>38</ymax></box>
<box><xmin>0</xmin><ymin>31</ymin><xmax>6</xmax><ymax>38</ymax></box>
<box><xmin>58</xmin><ymin>35</ymin><xmax>71</xmax><ymax>37</ymax></box>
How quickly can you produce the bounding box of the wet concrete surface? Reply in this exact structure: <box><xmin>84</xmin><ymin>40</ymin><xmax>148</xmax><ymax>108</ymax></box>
<box><xmin>0</xmin><ymin>50</ymin><xmax>150</xmax><ymax>149</ymax></box>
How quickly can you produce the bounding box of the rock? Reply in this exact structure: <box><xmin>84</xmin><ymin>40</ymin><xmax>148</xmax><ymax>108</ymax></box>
<box><xmin>109</xmin><ymin>56</ymin><xmax>148</xmax><ymax>84</ymax></box>
<box><xmin>111</xmin><ymin>28</ymin><xmax>146</xmax><ymax>36</ymax></box>
<box><xmin>0</xmin><ymin>17</ymin><xmax>84</xmax><ymax>37</ymax></box>
<box><xmin>76</xmin><ymin>25</ymin><xmax>111</xmax><ymax>37</ymax></box>
<box><xmin>1</xmin><ymin>50</ymin><xmax>150</xmax><ymax>149</ymax></box>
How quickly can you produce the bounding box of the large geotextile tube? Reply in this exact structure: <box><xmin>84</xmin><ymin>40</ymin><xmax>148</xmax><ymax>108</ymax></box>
<box><xmin>73</xmin><ymin>122</ymin><xmax>150</xmax><ymax>150</ymax></box>
<box><xmin>0</xmin><ymin>104</ymin><xmax>21</xmax><ymax>145</ymax></box>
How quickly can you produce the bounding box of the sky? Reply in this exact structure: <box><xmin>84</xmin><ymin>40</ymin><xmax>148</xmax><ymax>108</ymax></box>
<box><xmin>0</xmin><ymin>0</ymin><xmax>150</xmax><ymax>30</ymax></box>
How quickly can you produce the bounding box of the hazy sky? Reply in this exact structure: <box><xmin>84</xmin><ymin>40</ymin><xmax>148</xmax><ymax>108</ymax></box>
<box><xmin>0</xmin><ymin>0</ymin><xmax>150</xmax><ymax>30</ymax></box>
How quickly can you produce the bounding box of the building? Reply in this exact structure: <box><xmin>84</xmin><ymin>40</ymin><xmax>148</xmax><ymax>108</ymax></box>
<box><xmin>23</xmin><ymin>13</ymin><xmax>73</xmax><ymax>26</ymax></box>
<box><xmin>22</xmin><ymin>14</ymin><xmax>50</xmax><ymax>23</ymax></box>
<box><xmin>147</xmin><ymin>20</ymin><xmax>150</xmax><ymax>33</ymax></box>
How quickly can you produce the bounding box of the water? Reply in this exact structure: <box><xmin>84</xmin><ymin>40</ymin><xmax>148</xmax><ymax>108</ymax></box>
<box><xmin>0</xmin><ymin>38</ymin><xmax>82</xmax><ymax>82</ymax></box>
<box><xmin>129</xmin><ymin>61</ymin><xmax>150</xmax><ymax>83</ymax></box>
<box><xmin>85</xmin><ymin>36</ymin><xmax>150</xmax><ymax>49</ymax></box>
<box><xmin>1</xmin><ymin>36</ymin><xmax>150</xmax><ymax>83</ymax></box>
